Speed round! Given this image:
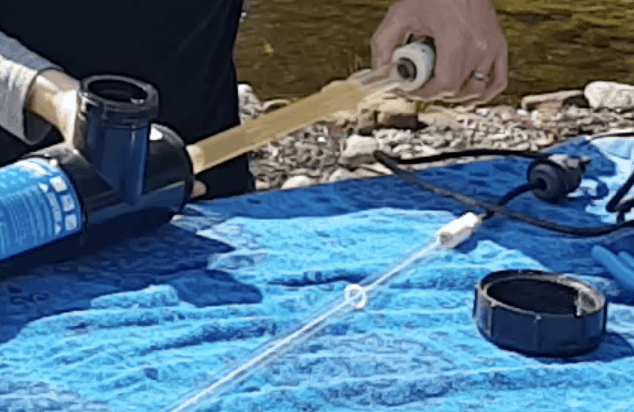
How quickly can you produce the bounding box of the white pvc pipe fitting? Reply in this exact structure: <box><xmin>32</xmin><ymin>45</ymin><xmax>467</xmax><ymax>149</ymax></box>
<box><xmin>392</xmin><ymin>42</ymin><xmax>436</xmax><ymax>92</ymax></box>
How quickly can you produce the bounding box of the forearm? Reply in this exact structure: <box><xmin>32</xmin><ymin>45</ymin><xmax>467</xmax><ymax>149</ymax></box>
<box><xmin>0</xmin><ymin>31</ymin><xmax>62</xmax><ymax>144</ymax></box>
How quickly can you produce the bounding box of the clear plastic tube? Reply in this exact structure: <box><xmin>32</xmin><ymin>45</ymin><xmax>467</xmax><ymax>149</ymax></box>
<box><xmin>164</xmin><ymin>238</ymin><xmax>444</xmax><ymax>412</ymax></box>
<box><xmin>185</xmin><ymin>41</ymin><xmax>436</xmax><ymax>175</ymax></box>
<box><xmin>185</xmin><ymin>70</ymin><xmax>398</xmax><ymax>175</ymax></box>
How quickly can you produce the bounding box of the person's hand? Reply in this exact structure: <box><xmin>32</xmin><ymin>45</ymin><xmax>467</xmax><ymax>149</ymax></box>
<box><xmin>25</xmin><ymin>69</ymin><xmax>80</xmax><ymax>145</ymax></box>
<box><xmin>371</xmin><ymin>0</ymin><xmax>508</xmax><ymax>106</ymax></box>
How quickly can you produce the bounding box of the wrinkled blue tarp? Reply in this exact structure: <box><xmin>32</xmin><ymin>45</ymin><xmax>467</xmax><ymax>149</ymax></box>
<box><xmin>1</xmin><ymin>134</ymin><xmax>634</xmax><ymax>412</ymax></box>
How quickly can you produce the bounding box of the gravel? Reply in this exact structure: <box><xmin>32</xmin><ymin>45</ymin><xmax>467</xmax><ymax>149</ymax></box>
<box><xmin>237</xmin><ymin>85</ymin><xmax>634</xmax><ymax>192</ymax></box>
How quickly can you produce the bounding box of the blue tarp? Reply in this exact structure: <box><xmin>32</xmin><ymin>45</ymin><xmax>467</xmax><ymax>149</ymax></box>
<box><xmin>1</xmin><ymin>135</ymin><xmax>634</xmax><ymax>411</ymax></box>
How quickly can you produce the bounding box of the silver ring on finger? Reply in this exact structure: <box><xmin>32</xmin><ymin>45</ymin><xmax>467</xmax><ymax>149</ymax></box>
<box><xmin>471</xmin><ymin>69</ymin><xmax>489</xmax><ymax>82</ymax></box>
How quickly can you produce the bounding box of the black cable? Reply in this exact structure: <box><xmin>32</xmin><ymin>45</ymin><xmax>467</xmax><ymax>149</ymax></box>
<box><xmin>606</xmin><ymin>170</ymin><xmax>634</xmax><ymax>223</ymax></box>
<box><xmin>582</xmin><ymin>132</ymin><xmax>634</xmax><ymax>222</ymax></box>
<box><xmin>565</xmin><ymin>132</ymin><xmax>634</xmax><ymax>222</ymax></box>
<box><xmin>616</xmin><ymin>200</ymin><xmax>634</xmax><ymax>223</ymax></box>
<box><xmin>378</xmin><ymin>148</ymin><xmax>547</xmax><ymax>165</ymax></box>
<box><xmin>576</xmin><ymin>132</ymin><xmax>634</xmax><ymax>222</ymax></box>
<box><xmin>482</xmin><ymin>183</ymin><xmax>541</xmax><ymax>221</ymax></box>
<box><xmin>373</xmin><ymin>151</ymin><xmax>634</xmax><ymax>237</ymax></box>
<box><xmin>585</xmin><ymin>131</ymin><xmax>634</xmax><ymax>141</ymax></box>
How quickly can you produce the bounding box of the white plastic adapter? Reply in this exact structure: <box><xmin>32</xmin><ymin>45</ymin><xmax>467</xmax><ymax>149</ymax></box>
<box><xmin>436</xmin><ymin>212</ymin><xmax>483</xmax><ymax>248</ymax></box>
<box><xmin>392</xmin><ymin>42</ymin><xmax>436</xmax><ymax>92</ymax></box>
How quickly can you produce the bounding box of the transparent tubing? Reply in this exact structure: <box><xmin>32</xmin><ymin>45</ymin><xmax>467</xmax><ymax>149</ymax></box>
<box><xmin>164</xmin><ymin>212</ymin><xmax>482</xmax><ymax>412</ymax></box>
<box><xmin>165</xmin><ymin>240</ymin><xmax>442</xmax><ymax>412</ymax></box>
<box><xmin>185</xmin><ymin>42</ymin><xmax>436</xmax><ymax>175</ymax></box>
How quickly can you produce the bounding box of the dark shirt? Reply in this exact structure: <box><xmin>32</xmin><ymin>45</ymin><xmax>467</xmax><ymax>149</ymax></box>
<box><xmin>0</xmin><ymin>0</ymin><xmax>243</xmax><ymax>142</ymax></box>
<box><xmin>0</xmin><ymin>0</ymin><xmax>254</xmax><ymax>198</ymax></box>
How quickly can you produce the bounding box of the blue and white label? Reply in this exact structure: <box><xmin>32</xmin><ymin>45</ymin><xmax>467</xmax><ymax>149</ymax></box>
<box><xmin>0</xmin><ymin>157</ymin><xmax>83</xmax><ymax>262</ymax></box>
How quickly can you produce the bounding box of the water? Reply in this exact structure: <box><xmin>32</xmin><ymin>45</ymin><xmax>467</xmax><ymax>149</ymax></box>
<box><xmin>235</xmin><ymin>0</ymin><xmax>634</xmax><ymax>107</ymax></box>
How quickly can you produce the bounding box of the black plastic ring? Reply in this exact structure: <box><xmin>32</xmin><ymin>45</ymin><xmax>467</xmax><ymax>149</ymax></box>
<box><xmin>473</xmin><ymin>270</ymin><xmax>607</xmax><ymax>357</ymax></box>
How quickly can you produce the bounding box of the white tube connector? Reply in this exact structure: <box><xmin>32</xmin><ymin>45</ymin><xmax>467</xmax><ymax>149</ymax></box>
<box><xmin>436</xmin><ymin>212</ymin><xmax>483</xmax><ymax>248</ymax></box>
<box><xmin>392</xmin><ymin>42</ymin><xmax>436</xmax><ymax>92</ymax></box>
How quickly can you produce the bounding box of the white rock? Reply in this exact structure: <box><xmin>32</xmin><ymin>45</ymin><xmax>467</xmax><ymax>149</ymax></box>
<box><xmin>520</xmin><ymin>90</ymin><xmax>586</xmax><ymax>112</ymax></box>
<box><xmin>357</xmin><ymin>162</ymin><xmax>393</xmax><ymax>176</ymax></box>
<box><xmin>374</xmin><ymin>130</ymin><xmax>414</xmax><ymax>149</ymax></box>
<box><xmin>418</xmin><ymin>111</ymin><xmax>461</xmax><ymax>130</ymax></box>
<box><xmin>262</xmin><ymin>98</ymin><xmax>291</xmax><ymax>113</ymax></box>
<box><xmin>327</xmin><ymin>168</ymin><xmax>359</xmax><ymax>183</ymax></box>
<box><xmin>414</xmin><ymin>144</ymin><xmax>440</xmax><ymax>156</ymax></box>
<box><xmin>238</xmin><ymin>84</ymin><xmax>261</xmax><ymax>107</ymax></box>
<box><xmin>255</xmin><ymin>180</ymin><xmax>271</xmax><ymax>191</ymax></box>
<box><xmin>392</xmin><ymin>143</ymin><xmax>413</xmax><ymax>154</ymax></box>
<box><xmin>238</xmin><ymin>83</ymin><xmax>263</xmax><ymax>123</ymax></box>
<box><xmin>530</xmin><ymin>110</ymin><xmax>540</xmax><ymax>120</ymax></box>
<box><xmin>338</xmin><ymin>135</ymin><xmax>379</xmax><ymax>168</ymax></box>
<box><xmin>374</xmin><ymin>129</ymin><xmax>402</xmax><ymax>141</ymax></box>
<box><xmin>584</xmin><ymin>81</ymin><xmax>634</xmax><ymax>109</ymax></box>
<box><xmin>281</xmin><ymin>175</ymin><xmax>318</xmax><ymax>190</ymax></box>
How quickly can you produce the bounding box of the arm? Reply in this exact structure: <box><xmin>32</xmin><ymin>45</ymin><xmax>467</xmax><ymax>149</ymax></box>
<box><xmin>0</xmin><ymin>30</ymin><xmax>77</xmax><ymax>145</ymax></box>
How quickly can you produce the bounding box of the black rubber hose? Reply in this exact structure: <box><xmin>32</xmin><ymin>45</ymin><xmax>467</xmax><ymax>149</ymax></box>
<box><xmin>482</xmin><ymin>183</ymin><xmax>542</xmax><ymax>221</ymax></box>
<box><xmin>376</xmin><ymin>148</ymin><xmax>548</xmax><ymax>165</ymax></box>
<box><xmin>605</xmin><ymin>170</ymin><xmax>634</xmax><ymax>222</ymax></box>
<box><xmin>616</xmin><ymin>198</ymin><xmax>634</xmax><ymax>223</ymax></box>
<box><xmin>373</xmin><ymin>151</ymin><xmax>634</xmax><ymax>237</ymax></box>
<box><xmin>581</xmin><ymin>133</ymin><xmax>634</xmax><ymax>222</ymax></box>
